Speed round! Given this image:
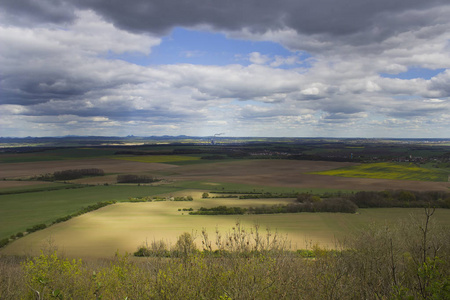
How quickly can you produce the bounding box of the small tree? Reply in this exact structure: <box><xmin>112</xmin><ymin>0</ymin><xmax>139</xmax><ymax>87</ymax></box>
<box><xmin>202</xmin><ymin>192</ymin><xmax>209</xmax><ymax>199</ymax></box>
<box><xmin>174</xmin><ymin>232</ymin><xmax>197</xmax><ymax>257</ymax></box>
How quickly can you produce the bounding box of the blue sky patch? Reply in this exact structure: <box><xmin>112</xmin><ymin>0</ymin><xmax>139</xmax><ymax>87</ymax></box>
<box><xmin>380</xmin><ymin>67</ymin><xmax>445</xmax><ymax>80</ymax></box>
<box><xmin>104</xmin><ymin>27</ymin><xmax>310</xmax><ymax>68</ymax></box>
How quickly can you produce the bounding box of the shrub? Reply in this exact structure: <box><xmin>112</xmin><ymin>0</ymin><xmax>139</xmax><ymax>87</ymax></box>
<box><xmin>173</xmin><ymin>232</ymin><xmax>197</xmax><ymax>257</ymax></box>
<box><xmin>26</xmin><ymin>223</ymin><xmax>47</xmax><ymax>233</ymax></box>
<box><xmin>0</xmin><ymin>238</ymin><xmax>9</xmax><ymax>248</ymax></box>
<box><xmin>134</xmin><ymin>240</ymin><xmax>171</xmax><ymax>257</ymax></box>
<box><xmin>53</xmin><ymin>215</ymin><xmax>72</xmax><ymax>224</ymax></box>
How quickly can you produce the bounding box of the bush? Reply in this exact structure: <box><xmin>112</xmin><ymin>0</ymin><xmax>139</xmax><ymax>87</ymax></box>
<box><xmin>53</xmin><ymin>215</ymin><xmax>72</xmax><ymax>224</ymax></box>
<box><xmin>0</xmin><ymin>238</ymin><xmax>9</xmax><ymax>248</ymax></box>
<box><xmin>173</xmin><ymin>232</ymin><xmax>197</xmax><ymax>257</ymax></box>
<box><xmin>26</xmin><ymin>223</ymin><xmax>47</xmax><ymax>233</ymax></box>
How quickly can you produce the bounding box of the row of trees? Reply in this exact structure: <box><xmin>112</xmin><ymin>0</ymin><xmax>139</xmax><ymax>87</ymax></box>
<box><xmin>117</xmin><ymin>175</ymin><xmax>158</xmax><ymax>183</ymax></box>
<box><xmin>205</xmin><ymin>190</ymin><xmax>450</xmax><ymax>209</ymax></box>
<box><xmin>186</xmin><ymin>199</ymin><xmax>358</xmax><ymax>215</ymax></box>
<box><xmin>250</xmin><ymin>199</ymin><xmax>358</xmax><ymax>214</ymax></box>
<box><xmin>34</xmin><ymin>169</ymin><xmax>104</xmax><ymax>181</ymax></box>
<box><xmin>189</xmin><ymin>206</ymin><xmax>247</xmax><ymax>215</ymax></box>
<box><xmin>348</xmin><ymin>190</ymin><xmax>450</xmax><ymax>208</ymax></box>
<box><xmin>295</xmin><ymin>190</ymin><xmax>450</xmax><ymax>209</ymax></box>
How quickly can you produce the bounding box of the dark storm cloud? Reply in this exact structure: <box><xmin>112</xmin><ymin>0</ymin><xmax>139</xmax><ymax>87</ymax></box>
<box><xmin>2</xmin><ymin>0</ymin><xmax>447</xmax><ymax>39</ymax></box>
<box><xmin>22</xmin><ymin>102</ymin><xmax>194</xmax><ymax>121</ymax></box>
<box><xmin>83</xmin><ymin>0</ymin><xmax>448</xmax><ymax>41</ymax></box>
<box><xmin>0</xmin><ymin>0</ymin><xmax>75</xmax><ymax>26</ymax></box>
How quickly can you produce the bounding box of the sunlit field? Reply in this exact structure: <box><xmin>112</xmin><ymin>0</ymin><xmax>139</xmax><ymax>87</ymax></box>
<box><xmin>2</xmin><ymin>192</ymin><xmax>450</xmax><ymax>258</ymax></box>
<box><xmin>0</xmin><ymin>185</ymin><xmax>183</xmax><ymax>239</ymax></box>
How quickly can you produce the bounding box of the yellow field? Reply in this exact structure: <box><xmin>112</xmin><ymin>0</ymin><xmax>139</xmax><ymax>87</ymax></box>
<box><xmin>309</xmin><ymin>162</ymin><xmax>448</xmax><ymax>182</ymax></box>
<box><xmin>113</xmin><ymin>155</ymin><xmax>200</xmax><ymax>163</ymax></box>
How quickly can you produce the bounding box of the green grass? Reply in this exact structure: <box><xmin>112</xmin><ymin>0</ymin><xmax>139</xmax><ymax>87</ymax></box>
<box><xmin>0</xmin><ymin>182</ymin><xmax>80</xmax><ymax>195</ymax></box>
<box><xmin>309</xmin><ymin>162</ymin><xmax>450</xmax><ymax>182</ymax></box>
<box><xmin>0</xmin><ymin>185</ymin><xmax>184</xmax><ymax>240</ymax></box>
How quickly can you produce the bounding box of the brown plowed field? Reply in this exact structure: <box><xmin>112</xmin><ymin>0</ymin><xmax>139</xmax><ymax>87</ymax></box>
<box><xmin>0</xmin><ymin>158</ymin><xmax>178</xmax><ymax>179</ymax></box>
<box><xmin>168</xmin><ymin>160</ymin><xmax>450</xmax><ymax>192</ymax></box>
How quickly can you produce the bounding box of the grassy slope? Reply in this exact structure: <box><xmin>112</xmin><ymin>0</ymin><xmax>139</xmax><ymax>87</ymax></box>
<box><xmin>0</xmin><ymin>185</ymin><xmax>183</xmax><ymax>239</ymax></box>
<box><xmin>309</xmin><ymin>162</ymin><xmax>450</xmax><ymax>182</ymax></box>
<box><xmin>0</xmin><ymin>182</ymin><xmax>71</xmax><ymax>195</ymax></box>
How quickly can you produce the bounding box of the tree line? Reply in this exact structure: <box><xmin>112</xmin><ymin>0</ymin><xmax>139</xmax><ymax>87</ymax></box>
<box><xmin>117</xmin><ymin>174</ymin><xmax>158</xmax><ymax>184</ymax></box>
<box><xmin>33</xmin><ymin>168</ymin><xmax>104</xmax><ymax>181</ymax></box>
<box><xmin>348</xmin><ymin>190</ymin><xmax>450</xmax><ymax>208</ymax></box>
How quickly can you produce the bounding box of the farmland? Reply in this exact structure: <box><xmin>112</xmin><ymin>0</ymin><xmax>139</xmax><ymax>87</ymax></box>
<box><xmin>1</xmin><ymin>138</ymin><xmax>450</xmax><ymax>258</ymax></box>
<box><xmin>3</xmin><ymin>200</ymin><xmax>450</xmax><ymax>258</ymax></box>
<box><xmin>0</xmin><ymin>185</ymin><xmax>183</xmax><ymax>240</ymax></box>
<box><xmin>310</xmin><ymin>162</ymin><xmax>450</xmax><ymax>182</ymax></box>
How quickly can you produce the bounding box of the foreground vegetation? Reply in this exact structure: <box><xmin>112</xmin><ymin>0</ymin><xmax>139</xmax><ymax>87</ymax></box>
<box><xmin>0</xmin><ymin>209</ymin><xmax>448</xmax><ymax>299</ymax></box>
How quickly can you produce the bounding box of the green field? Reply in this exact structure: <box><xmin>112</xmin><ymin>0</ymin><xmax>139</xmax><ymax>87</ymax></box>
<box><xmin>0</xmin><ymin>148</ymin><xmax>118</xmax><ymax>163</ymax></box>
<box><xmin>0</xmin><ymin>182</ymin><xmax>72</xmax><ymax>195</ymax></box>
<box><xmin>0</xmin><ymin>185</ymin><xmax>183</xmax><ymax>239</ymax></box>
<box><xmin>310</xmin><ymin>162</ymin><xmax>450</xmax><ymax>182</ymax></box>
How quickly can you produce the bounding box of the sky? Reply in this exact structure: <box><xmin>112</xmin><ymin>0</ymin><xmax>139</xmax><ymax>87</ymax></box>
<box><xmin>0</xmin><ymin>0</ymin><xmax>449</xmax><ymax>138</ymax></box>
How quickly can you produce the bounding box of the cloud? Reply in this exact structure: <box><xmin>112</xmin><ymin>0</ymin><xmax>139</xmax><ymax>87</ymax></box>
<box><xmin>0</xmin><ymin>10</ymin><xmax>160</xmax><ymax>106</ymax></box>
<box><xmin>0</xmin><ymin>1</ymin><xmax>449</xmax><ymax>137</ymax></box>
<box><xmin>249</xmin><ymin>52</ymin><xmax>270</xmax><ymax>65</ymax></box>
<box><xmin>0</xmin><ymin>0</ymin><xmax>75</xmax><ymax>27</ymax></box>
